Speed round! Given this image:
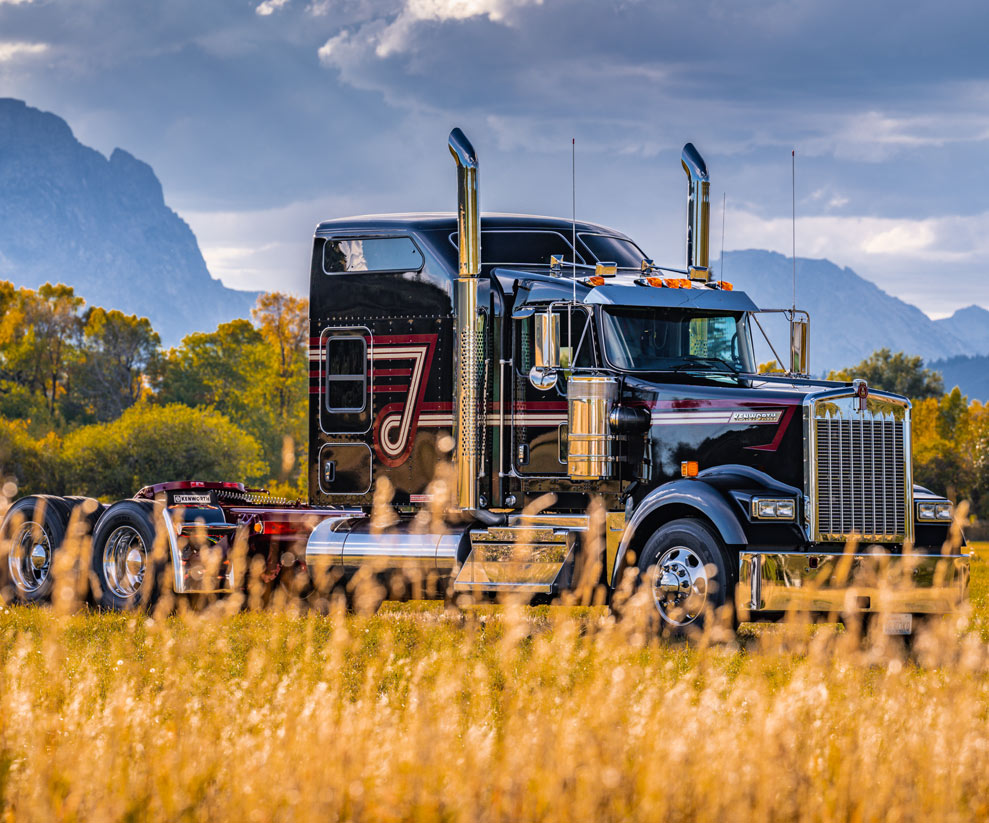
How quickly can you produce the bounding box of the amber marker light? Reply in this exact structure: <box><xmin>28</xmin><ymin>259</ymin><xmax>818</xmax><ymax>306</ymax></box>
<box><xmin>664</xmin><ymin>277</ymin><xmax>691</xmax><ymax>288</ymax></box>
<box><xmin>586</xmin><ymin>275</ymin><xmax>606</xmax><ymax>286</ymax></box>
<box><xmin>681</xmin><ymin>460</ymin><xmax>699</xmax><ymax>477</ymax></box>
<box><xmin>719</xmin><ymin>280</ymin><xmax>734</xmax><ymax>291</ymax></box>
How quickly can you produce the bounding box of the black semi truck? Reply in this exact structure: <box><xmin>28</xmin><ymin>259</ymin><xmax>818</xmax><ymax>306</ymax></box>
<box><xmin>0</xmin><ymin>128</ymin><xmax>969</xmax><ymax>634</ymax></box>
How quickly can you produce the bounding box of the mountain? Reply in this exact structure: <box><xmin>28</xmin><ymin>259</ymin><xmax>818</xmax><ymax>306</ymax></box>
<box><xmin>0</xmin><ymin>99</ymin><xmax>257</xmax><ymax>345</ymax></box>
<box><xmin>935</xmin><ymin>305</ymin><xmax>989</xmax><ymax>354</ymax></box>
<box><xmin>926</xmin><ymin>355</ymin><xmax>989</xmax><ymax>403</ymax></box>
<box><xmin>718</xmin><ymin>250</ymin><xmax>968</xmax><ymax>374</ymax></box>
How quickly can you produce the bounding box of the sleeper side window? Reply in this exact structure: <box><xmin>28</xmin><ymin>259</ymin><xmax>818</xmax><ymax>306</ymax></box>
<box><xmin>319</xmin><ymin>326</ymin><xmax>372</xmax><ymax>434</ymax></box>
<box><xmin>326</xmin><ymin>337</ymin><xmax>367</xmax><ymax>413</ymax></box>
<box><xmin>323</xmin><ymin>237</ymin><xmax>423</xmax><ymax>274</ymax></box>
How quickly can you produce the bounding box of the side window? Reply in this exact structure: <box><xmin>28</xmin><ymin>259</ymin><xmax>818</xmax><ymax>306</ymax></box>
<box><xmin>326</xmin><ymin>337</ymin><xmax>367</xmax><ymax>412</ymax></box>
<box><xmin>320</xmin><ymin>327</ymin><xmax>371</xmax><ymax>433</ymax></box>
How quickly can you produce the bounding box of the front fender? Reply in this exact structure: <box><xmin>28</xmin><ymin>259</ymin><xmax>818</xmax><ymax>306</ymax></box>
<box><xmin>611</xmin><ymin>478</ymin><xmax>747</xmax><ymax>589</ymax></box>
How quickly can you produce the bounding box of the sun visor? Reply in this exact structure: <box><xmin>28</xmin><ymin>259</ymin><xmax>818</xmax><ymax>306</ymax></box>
<box><xmin>584</xmin><ymin>283</ymin><xmax>758</xmax><ymax>312</ymax></box>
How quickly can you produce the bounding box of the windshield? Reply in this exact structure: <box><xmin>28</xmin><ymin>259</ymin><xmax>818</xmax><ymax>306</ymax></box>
<box><xmin>601</xmin><ymin>307</ymin><xmax>755</xmax><ymax>373</ymax></box>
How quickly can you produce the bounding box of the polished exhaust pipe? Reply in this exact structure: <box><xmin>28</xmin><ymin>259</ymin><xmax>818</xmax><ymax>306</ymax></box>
<box><xmin>448</xmin><ymin>127</ymin><xmax>481</xmax><ymax>511</ymax></box>
<box><xmin>681</xmin><ymin>143</ymin><xmax>710</xmax><ymax>280</ymax></box>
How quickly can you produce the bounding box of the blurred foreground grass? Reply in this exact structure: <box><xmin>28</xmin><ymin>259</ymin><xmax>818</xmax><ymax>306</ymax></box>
<box><xmin>0</xmin><ymin>544</ymin><xmax>986</xmax><ymax>821</ymax></box>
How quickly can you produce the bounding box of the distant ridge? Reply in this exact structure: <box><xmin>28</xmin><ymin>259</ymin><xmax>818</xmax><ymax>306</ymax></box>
<box><xmin>0</xmin><ymin>98</ymin><xmax>257</xmax><ymax>345</ymax></box>
<box><xmin>934</xmin><ymin>305</ymin><xmax>989</xmax><ymax>354</ymax></box>
<box><xmin>718</xmin><ymin>250</ymin><xmax>969</xmax><ymax>374</ymax></box>
<box><xmin>928</xmin><ymin>355</ymin><xmax>989</xmax><ymax>403</ymax></box>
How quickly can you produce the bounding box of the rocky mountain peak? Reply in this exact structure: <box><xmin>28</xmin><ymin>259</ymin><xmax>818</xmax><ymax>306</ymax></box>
<box><xmin>0</xmin><ymin>98</ymin><xmax>256</xmax><ymax>345</ymax></box>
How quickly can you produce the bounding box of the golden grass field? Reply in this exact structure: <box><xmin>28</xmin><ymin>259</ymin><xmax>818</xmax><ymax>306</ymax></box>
<box><xmin>0</xmin><ymin>542</ymin><xmax>987</xmax><ymax>822</ymax></box>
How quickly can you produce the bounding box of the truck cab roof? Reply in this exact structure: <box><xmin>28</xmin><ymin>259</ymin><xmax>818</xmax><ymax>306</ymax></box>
<box><xmin>314</xmin><ymin>212</ymin><xmax>637</xmax><ymax>240</ymax></box>
<box><xmin>312</xmin><ymin>211</ymin><xmax>753</xmax><ymax>312</ymax></box>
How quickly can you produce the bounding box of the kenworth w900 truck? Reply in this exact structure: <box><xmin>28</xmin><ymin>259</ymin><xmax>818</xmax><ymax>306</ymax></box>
<box><xmin>0</xmin><ymin>128</ymin><xmax>969</xmax><ymax>633</ymax></box>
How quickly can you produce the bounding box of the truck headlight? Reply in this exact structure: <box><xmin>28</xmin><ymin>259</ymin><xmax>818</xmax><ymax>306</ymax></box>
<box><xmin>752</xmin><ymin>498</ymin><xmax>796</xmax><ymax>520</ymax></box>
<box><xmin>917</xmin><ymin>501</ymin><xmax>953</xmax><ymax>522</ymax></box>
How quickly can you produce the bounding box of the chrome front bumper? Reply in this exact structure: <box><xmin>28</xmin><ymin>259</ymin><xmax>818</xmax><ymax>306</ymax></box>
<box><xmin>736</xmin><ymin>550</ymin><xmax>970</xmax><ymax>617</ymax></box>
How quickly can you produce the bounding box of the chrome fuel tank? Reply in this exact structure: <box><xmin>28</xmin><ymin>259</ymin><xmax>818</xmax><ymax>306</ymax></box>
<box><xmin>306</xmin><ymin>516</ymin><xmax>463</xmax><ymax>574</ymax></box>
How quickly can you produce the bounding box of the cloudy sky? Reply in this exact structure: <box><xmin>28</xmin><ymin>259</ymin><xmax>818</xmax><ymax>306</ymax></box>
<box><xmin>1</xmin><ymin>0</ymin><xmax>988</xmax><ymax>317</ymax></box>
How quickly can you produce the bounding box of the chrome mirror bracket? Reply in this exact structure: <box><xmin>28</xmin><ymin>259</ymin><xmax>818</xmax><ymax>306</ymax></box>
<box><xmin>529</xmin><ymin>365</ymin><xmax>559</xmax><ymax>391</ymax></box>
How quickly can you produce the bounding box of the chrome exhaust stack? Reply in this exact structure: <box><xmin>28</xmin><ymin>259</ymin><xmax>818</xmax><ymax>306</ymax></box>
<box><xmin>681</xmin><ymin>143</ymin><xmax>710</xmax><ymax>281</ymax></box>
<box><xmin>448</xmin><ymin>128</ymin><xmax>481</xmax><ymax>512</ymax></box>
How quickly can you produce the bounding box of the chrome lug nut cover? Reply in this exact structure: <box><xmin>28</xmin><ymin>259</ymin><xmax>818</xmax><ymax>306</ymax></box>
<box><xmin>651</xmin><ymin>546</ymin><xmax>709</xmax><ymax>627</ymax></box>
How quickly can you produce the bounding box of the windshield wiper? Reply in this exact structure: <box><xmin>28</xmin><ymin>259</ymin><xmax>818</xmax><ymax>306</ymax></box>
<box><xmin>667</xmin><ymin>357</ymin><xmax>740</xmax><ymax>374</ymax></box>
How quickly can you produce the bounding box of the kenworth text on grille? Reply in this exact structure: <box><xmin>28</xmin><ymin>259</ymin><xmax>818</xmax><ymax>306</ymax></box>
<box><xmin>0</xmin><ymin>129</ymin><xmax>970</xmax><ymax>634</ymax></box>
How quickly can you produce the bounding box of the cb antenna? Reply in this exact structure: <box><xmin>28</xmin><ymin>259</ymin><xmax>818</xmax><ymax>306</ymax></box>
<box><xmin>572</xmin><ymin>138</ymin><xmax>577</xmax><ymax>301</ymax></box>
<box><xmin>791</xmin><ymin>149</ymin><xmax>796</xmax><ymax>313</ymax></box>
<box><xmin>571</xmin><ymin>137</ymin><xmax>576</xmax><ymax>348</ymax></box>
<box><xmin>719</xmin><ymin>191</ymin><xmax>726</xmax><ymax>284</ymax></box>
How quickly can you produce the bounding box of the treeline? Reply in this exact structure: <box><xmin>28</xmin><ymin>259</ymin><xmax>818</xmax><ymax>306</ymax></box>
<box><xmin>0</xmin><ymin>282</ymin><xmax>307</xmax><ymax>500</ymax></box>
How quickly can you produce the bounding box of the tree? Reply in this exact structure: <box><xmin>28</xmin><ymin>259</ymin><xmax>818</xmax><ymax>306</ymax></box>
<box><xmin>0</xmin><ymin>283</ymin><xmax>84</xmax><ymax>420</ymax></box>
<box><xmin>30</xmin><ymin>283</ymin><xmax>85</xmax><ymax>417</ymax></box>
<box><xmin>251</xmin><ymin>292</ymin><xmax>309</xmax><ymax>486</ymax></box>
<box><xmin>252</xmin><ymin>292</ymin><xmax>308</xmax><ymax>423</ymax></box>
<box><xmin>155</xmin><ymin>318</ymin><xmax>268</xmax><ymax>426</ymax></box>
<box><xmin>0</xmin><ymin>419</ymin><xmax>63</xmax><ymax>496</ymax></box>
<box><xmin>63</xmin><ymin>403</ymin><xmax>265</xmax><ymax>499</ymax></box>
<box><xmin>827</xmin><ymin>348</ymin><xmax>944</xmax><ymax>399</ymax></box>
<box><xmin>155</xmin><ymin>311</ymin><xmax>303</xmax><ymax>491</ymax></box>
<box><xmin>912</xmin><ymin>393</ymin><xmax>970</xmax><ymax>501</ymax></box>
<box><xmin>67</xmin><ymin>307</ymin><xmax>160</xmax><ymax>421</ymax></box>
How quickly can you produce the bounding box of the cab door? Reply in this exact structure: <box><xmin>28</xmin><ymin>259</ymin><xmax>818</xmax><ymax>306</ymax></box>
<box><xmin>511</xmin><ymin>306</ymin><xmax>591</xmax><ymax>476</ymax></box>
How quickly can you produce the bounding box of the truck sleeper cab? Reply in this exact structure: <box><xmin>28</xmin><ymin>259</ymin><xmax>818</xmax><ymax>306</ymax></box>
<box><xmin>0</xmin><ymin>129</ymin><xmax>969</xmax><ymax>635</ymax></box>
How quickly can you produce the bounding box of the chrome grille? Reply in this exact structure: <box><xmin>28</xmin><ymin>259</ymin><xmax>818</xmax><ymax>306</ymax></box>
<box><xmin>814</xmin><ymin>412</ymin><xmax>907</xmax><ymax>542</ymax></box>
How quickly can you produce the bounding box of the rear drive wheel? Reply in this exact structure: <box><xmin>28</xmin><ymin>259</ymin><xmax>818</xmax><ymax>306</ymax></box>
<box><xmin>636</xmin><ymin>518</ymin><xmax>733</xmax><ymax>636</ymax></box>
<box><xmin>90</xmin><ymin>500</ymin><xmax>165</xmax><ymax>611</ymax></box>
<box><xmin>1</xmin><ymin>495</ymin><xmax>71</xmax><ymax>604</ymax></box>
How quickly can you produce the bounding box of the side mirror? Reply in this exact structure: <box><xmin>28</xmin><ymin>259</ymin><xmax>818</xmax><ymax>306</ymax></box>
<box><xmin>530</xmin><ymin>310</ymin><xmax>561</xmax><ymax>391</ymax></box>
<box><xmin>789</xmin><ymin>314</ymin><xmax>809</xmax><ymax>375</ymax></box>
<box><xmin>535</xmin><ymin>310</ymin><xmax>560</xmax><ymax>369</ymax></box>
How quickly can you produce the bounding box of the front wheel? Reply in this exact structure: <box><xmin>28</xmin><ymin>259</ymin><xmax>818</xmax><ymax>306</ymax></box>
<box><xmin>636</xmin><ymin>518</ymin><xmax>733</xmax><ymax>636</ymax></box>
<box><xmin>90</xmin><ymin>500</ymin><xmax>166</xmax><ymax>611</ymax></box>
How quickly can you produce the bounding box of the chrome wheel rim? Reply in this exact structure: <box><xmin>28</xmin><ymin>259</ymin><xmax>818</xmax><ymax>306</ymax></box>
<box><xmin>8</xmin><ymin>521</ymin><xmax>52</xmax><ymax>595</ymax></box>
<box><xmin>102</xmin><ymin>526</ymin><xmax>147</xmax><ymax>599</ymax></box>
<box><xmin>651</xmin><ymin>545</ymin><xmax>709</xmax><ymax>627</ymax></box>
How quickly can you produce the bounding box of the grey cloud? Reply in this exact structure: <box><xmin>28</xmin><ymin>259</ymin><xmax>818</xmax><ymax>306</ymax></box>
<box><xmin>1</xmin><ymin>0</ymin><xmax>988</xmax><ymax>315</ymax></box>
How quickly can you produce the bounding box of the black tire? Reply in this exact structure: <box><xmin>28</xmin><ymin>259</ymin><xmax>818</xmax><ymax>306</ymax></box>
<box><xmin>0</xmin><ymin>495</ymin><xmax>73</xmax><ymax>604</ymax></box>
<box><xmin>636</xmin><ymin>518</ymin><xmax>733</xmax><ymax>637</ymax></box>
<box><xmin>62</xmin><ymin>496</ymin><xmax>106</xmax><ymax>536</ymax></box>
<box><xmin>90</xmin><ymin>500</ymin><xmax>167</xmax><ymax>611</ymax></box>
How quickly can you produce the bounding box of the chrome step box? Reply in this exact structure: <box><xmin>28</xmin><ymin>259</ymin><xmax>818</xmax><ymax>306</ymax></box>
<box><xmin>453</xmin><ymin>514</ymin><xmax>587</xmax><ymax>595</ymax></box>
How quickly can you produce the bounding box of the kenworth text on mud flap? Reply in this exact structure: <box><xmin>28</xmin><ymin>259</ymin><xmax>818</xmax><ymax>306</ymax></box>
<box><xmin>0</xmin><ymin>128</ymin><xmax>969</xmax><ymax>634</ymax></box>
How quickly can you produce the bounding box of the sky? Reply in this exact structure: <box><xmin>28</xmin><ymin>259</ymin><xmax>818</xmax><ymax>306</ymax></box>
<box><xmin>1</xmin><ymin>0</ymin><xmax>989</xmax><ymax>318</ymax></box>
